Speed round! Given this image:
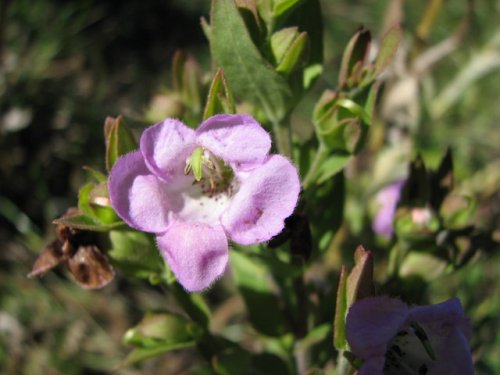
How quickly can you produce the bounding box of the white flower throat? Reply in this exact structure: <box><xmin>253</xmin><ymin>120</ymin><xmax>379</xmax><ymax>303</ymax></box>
<box><xmin>174</xmin><ymin>147</ymin><xmax>237</xmax><ymax>224</ymax></box>
<box><xmin>384</xmin><ymin>321</ymin><xmax>436</xmax><ymax>375</ymax></box>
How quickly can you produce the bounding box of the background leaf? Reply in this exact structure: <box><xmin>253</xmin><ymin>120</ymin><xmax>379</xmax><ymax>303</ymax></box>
<box><xmin>230</xmin><ymin>250</ymin><xmax>288</xmax><ymax>337</ymax></box>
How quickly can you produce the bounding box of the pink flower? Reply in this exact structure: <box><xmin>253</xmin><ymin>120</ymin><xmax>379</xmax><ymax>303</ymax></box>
<box><xmin>373</xmin><ymin>181</ymin><xmax>405</xmax><ymax>238</ymax></box>
<box><xmin>108</xmin><ymin>114</ymin><xmax>300</xmax><ymax>292</ymax></box>
<box><xmin>346</xmin><ymin>296</ymin><xmax>473</xmax><ymax>375</ymax></box>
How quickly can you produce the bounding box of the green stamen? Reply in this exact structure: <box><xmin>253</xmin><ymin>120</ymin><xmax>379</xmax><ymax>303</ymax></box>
<box><xmin>185</xmin><ymin>147</ymin><xmax>204</xmax><ymax>181</ymax></box>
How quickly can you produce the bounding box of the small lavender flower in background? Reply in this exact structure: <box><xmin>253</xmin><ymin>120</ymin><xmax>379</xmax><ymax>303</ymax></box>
<box><xmin>108</xmin><ymin>114</ymin><xmax>300</xmax><ymax>292</ymax></box>
<box><xmin>373</xmin><ymin>181</ymin><xmax>405</xmax><ymax>238</ymax></box>
<box><xmin>346</xmin><ymin>296</ymin><xmax>474</xmax><ymax>375</ymax></box>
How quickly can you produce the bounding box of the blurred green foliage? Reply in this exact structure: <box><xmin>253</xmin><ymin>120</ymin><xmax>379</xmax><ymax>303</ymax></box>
<box><xmin>1</xmin><ymin>0</ymin><xmax>499</xmax><ymax>374</ymax></box>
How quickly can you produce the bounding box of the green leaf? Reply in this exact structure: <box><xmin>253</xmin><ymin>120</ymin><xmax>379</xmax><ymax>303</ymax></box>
<box><xmin>271</xmin><ymin>26</ymin><xmax>300</xmax><ymax>65</ymax></box>
<box><xmin>346</xmin><ymin>246</ymin><xmax>374</xmax><ymax>306</ymax></box>
<box><xmin>212</xmin><ymin>347</ymin><xmax>252</xmax><ymax>375</ymax></box>
<box><xmin>203</xmin><ymin>69</ymin><xmax>236</xmax><ymax>120</ymax></box>
<box><xmin>123</xmin><ymin>342</ymin><xmax>195</xmax><ymax>366</ymax></box>
<box><xmin>315</xmin><ymin>154</ymin><xmax>351</xmax><ymax>185</ymax></box>
<box><xmin>373</xmin><ymin>25</ymin><xmax>402</xmax><ymax>77</ymax></box>
<box><xmin>82</xmin><ymin>166</ymin><xmax>107</xmax><ymax>183</ymax></box>
<box><xmin>122</xmin><ymin>312</ymin><xmax>200</xmax><ymax>366</ymax></box>
<box><xmin>338</xmin><ymin>28</ymin><xmax>371</xmax><ymax>88</ymax></box>
<box><xmin>53</xmin><ymin>209</ymin><xmax>124</xmax><ymax>232</ymax></box>
<box><xmin>336</xmin><ymin>98</ymin><xmax>371</xmax><ymax>125</ymax></box>
<box><xmin>306</xmin><ymin>172</ymin><xmax>345</xmax><ymax>254</ymax></box>
<box><xmin>230</xmin><ymin>250</ymin><xmax>287</xmax><ymax>336</ymax></box>
<box><xmin>334</xmin><ymin>247</ymin><xmax>374</xmax><ymax>351</ymax></box>
<box><xmin>276</xmin><ymin>31</ymin><xmax>310</xmax><ymax>75</ymax></box>
<box><xmin>394</xmin><ymin>207</ymin><xmax>440</xmax><ymax>241</ymax></box>
<box><xmin>273</xmin><ymin>0</ymin><xmax>303</xmax><ymax>18</ymax></box>
<box><xmin>78</xmin><ymin>182</ymin><xmax>121</xmax><ymax>225</ymax></box>
<box><xmin>274</xmin><ymin>0</ymin><xmax>323</xmax><ymax>91</ymax></box>
<box><xmin>333</xmin><ymin>265</ymin><xmax>348</xmax><ymax>349</ymax></box>
<box><xmin>124</xmin><ymin>312</ymin><xmax>201</xmax><ymax>347</ymax></box>
<box><xmin>108</xmin><ymin>230</ymin><xmax>164</xmax><ymax>278</ymax></box>
<box><xmin>170</xmin><ymin>283</ymin><xmax>211</xmax><ymax>329</ymax></box>
<box><xmin>211</xmin><ymin>0</ymin><xmax>293</xmax><ymax>122</ymax></box>
<box><xmin>104</xmin><ymin>115</ymin><xmax>137</xmax><ymax>172</ymax></box>
<box><xmin>440</xmin><ymin>195</ymin><xmax>477</xmax><ymax>228</ymax></box>
<box><xmin>399</xmin><ymin>252</ymin><xmax>447</xmax><ymax>281</ymax></box>
<box><xmin>363</xmin><ymin>81</ymin><xmax>381</xmax><ymax>121</ymax></box>
<box><xmin>297</xmin><ymin>323</ymin><xmax>331</xmax><ymax>350</ymax></box>
<box><xmin>313</xmin><ymin>93</ymin><xmax>370</xmax><ymax>153</ymax></box>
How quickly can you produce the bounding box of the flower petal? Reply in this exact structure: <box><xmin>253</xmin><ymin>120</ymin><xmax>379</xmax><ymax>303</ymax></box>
<box><xmin>372</xmin><ymin>180</ymin><xmax>404</xmax><ymax>238</ymax></box>
<box><xmin>358</xmin><ymin>357</ymin><xmax>385</xmax><ymax>375</ymax></box>
<box><xmin>346</xmin><ymin>296</ymin><xmax>409</xmax><ymax>359</ymax></box>
<box><xmin>108</xmin><ymin>151</ymin><xmax>172</xmax><ymax>233</ymax></box>
<box><xmin>140</xmin><ymin>118</ymin><xmax>196</xmax><ymax>181</ymax></box>
<box><xmin>222</xmin><ymin>155</ymin><xmax>300</xmax><ymax>244</ymax></box>
<box><xmin>157</xmin><ymin>221</ymin><xmax>229</xmax><ymax>292</ymax></box>
<box><xmin>196</xmin><ymin>114</ymin><xmax>271</xmax><ymax>169</ymax></box>
<box><xmin>409</xmin><ymin>298</ymin><xmax>471</xmax><ymax>340</ymax></box>
<box><xmin>409</xmin><ymin>298</ymin><xmax>473</xmax><ymax>375</ymax></box>
<box><xmin>428</xmin><ymin>327</ymin><xmax>474</xmax><ymax>375</ymax></box>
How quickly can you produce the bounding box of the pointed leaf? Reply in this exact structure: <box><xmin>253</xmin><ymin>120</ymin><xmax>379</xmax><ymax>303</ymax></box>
<box><xmin>274</xmin><ymin>0</ymin><xmax>323</xmax><ymax>90</ymax></box>
<box><xmin>270</xmin><ymin>26</ymin><xmax>299</xmax><ymax>65</ymax></box>
<box><xmin>53</xmin><ymin>209</ymin><xmax>124</xmax><ymax>232</ymax></box>
<box><xmin>123</xmin><ymin>342</ymin><xmax>195</xmax><ymax>367</ymax></box>
<box><xmin>315</xmin><ymin>154</ymin><xmax>351</xmax><ymax>185</ymax></box>
<box><xmin>124</xmin><ymin>312</ymin><xmax>200</xmax><ymax>347</ymax></box>
<box><xmin>122</xmin><ymin>312</ymin><xmax>200</xmax><ymax>366</ymax></box>
<box><xmin>203</xmin><ymin>69</ymin><xmax>236</xmax><ymax>119</ymax></box>
<box><xmin>211</xmin><ymin>0</ymin><xmax>293</xmax><ymax>122</ymax></box>
<box><xmin>276</xmin><ymin>31</ymin><xmax>310</xmax><ymax>75</ymax></box>
<box><xmin>333</xmin><ymin>265</ymin><xmax>348</xmax><ymax>349</ymax></box>
<box><xmin>400</xmin><ymin>155</ymin><xmax>429</xmax><ymax>207</ymax></box>
<box><xmin>104</xmin><ymin>116</ymin><xmax>137</xmax><ymax>172</ymax></box>
<box><xmin>364</xmin><ymin>81</ymin><xmax>381</xmax><ymax>121</ymax></box>
<box><xmin>82</xmin><ymin>166</ymin><xmax>107</xmax><ymax>183</ymax></box>
<box><xmin>346</xmin><ymin>246</ymin><xmax>374</xmax><ymax>305</ymax></box>
<box><xmin>373</xmin><ymin>25</ymin><xmax>402</xmax><ymax>77</ymax></box>
<box><xmin>339</xmin><ymin>28</ymin><xmax>371</xmax><ymax>88</ymax></box>
<box><xmin>273</xmin><ymin>0</ymin><xmax>303</xmax><ymax>18</ymax></box>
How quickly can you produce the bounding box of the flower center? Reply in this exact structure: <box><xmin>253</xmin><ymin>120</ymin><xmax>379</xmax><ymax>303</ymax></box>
<box><xmin>184</xmin><ymin>147</ymin><xmax>235</xmax><ymax>197</ymax></box>
<box><xmin>170</xmin><ymin>147</ymin><xmax>237</xmax><ymax>224</ymax></box>
<box><xmin>384</xmin><ymin>321</ymin><xmax>436</xmax><ymax>375</ymax></box>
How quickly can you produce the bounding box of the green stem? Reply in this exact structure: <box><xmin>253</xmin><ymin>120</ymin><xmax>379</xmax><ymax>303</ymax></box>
<box><xmin>272</xmin><ymin>118</ymin><xmax>292</xmax><ymax>159</ymax></box>
<box><xmin>302</xmin><ymin>143</ymin><xmax>329</xmax><ymax>189</ymax></box>
<box><xmin>336</xmin><ymin>350</ymin><xmax>355</xmax><ymax>375</ymax></box>
<box><xmin>169</xmin><ymin>282</ymin><xmax>210</xmax><ymax>329</ymax></box>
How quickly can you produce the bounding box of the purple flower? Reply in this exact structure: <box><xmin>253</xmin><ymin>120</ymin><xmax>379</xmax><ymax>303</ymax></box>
<box><xmin>346</xmin><ymin>296</ymin><xmax>473</xmax><ymax>375</ymax></box>
<box><xmin>373</xmin><ymin>181</ymin><xmax>405</xmax><ymax>238</ymax></box>
<box><xmin>108</xmin><ymin>114</ymin><xmax>300</xmax><ymax>292</ymax></box>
